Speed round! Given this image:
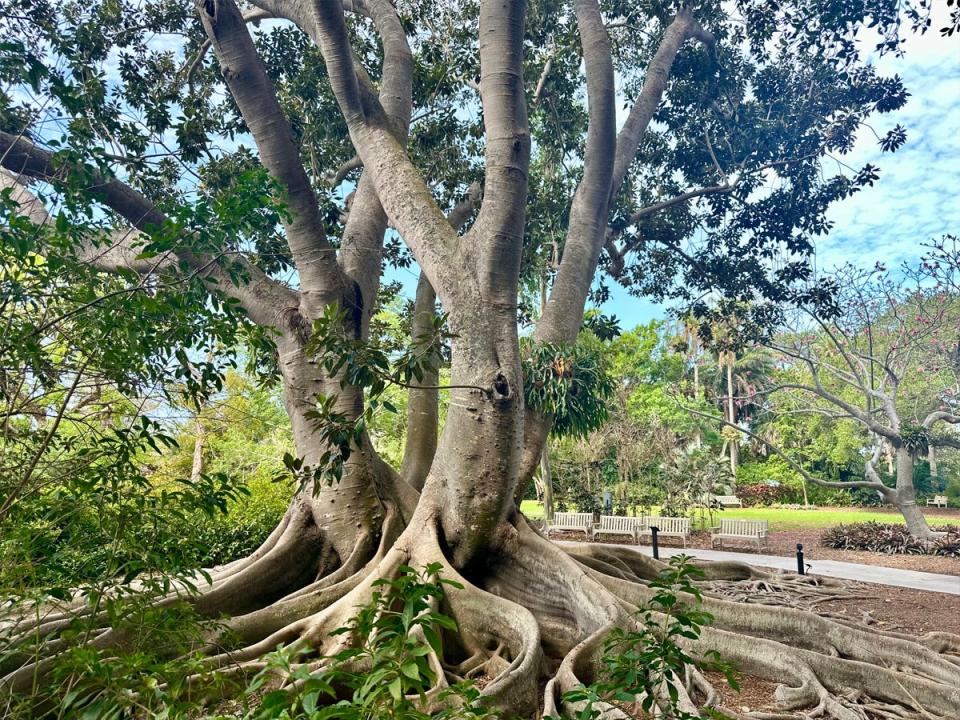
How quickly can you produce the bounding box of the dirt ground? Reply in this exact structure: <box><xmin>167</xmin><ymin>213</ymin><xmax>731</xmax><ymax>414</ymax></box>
<box><xmin>706</xmin><ymin>582</ymin><xmax>960</xmax><ymax>714</ymax></box>
<box><xmin>814</xmin><ymin>580</ymin><xmax>960</xmax><ymax>635</ymax></box>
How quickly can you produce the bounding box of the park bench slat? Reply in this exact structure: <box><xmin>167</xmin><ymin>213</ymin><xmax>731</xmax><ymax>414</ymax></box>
<box><xmin>713</xmin><ymin>495</ymin><xmax>743</xmax><ymax>508</ymax></box>
<box><xmin>638</xmin><ymin>516</ymin><xmax>691</xmax><ymax>547</ymax></box>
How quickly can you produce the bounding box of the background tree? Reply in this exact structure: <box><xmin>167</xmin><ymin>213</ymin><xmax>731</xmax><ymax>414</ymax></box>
<box><xmin>757</xmin><ymin>265</ymin><xmax>960</xmax><ymax>537</ymax></box>
<box><xmin>2</xmin><ymin>0</ymin><xmax>959</xmax><ymax>717</ymax></box>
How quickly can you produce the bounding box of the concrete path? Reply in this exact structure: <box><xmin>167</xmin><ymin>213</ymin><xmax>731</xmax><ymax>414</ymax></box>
<box><xmin>567</xmin><ymin>541</ymin><xmax>960</xmax><ymax>596</ymax></box>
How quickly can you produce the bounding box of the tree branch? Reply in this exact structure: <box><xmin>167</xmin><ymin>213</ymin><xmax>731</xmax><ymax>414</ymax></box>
<box><xmin>336</xmin><ymin>0</ymin><xmax>414</xmax><ymax>337</ymax></box>
<box><xmin>922</xmin><ymin>410</ymin><xmax>960</xmax><ymax>429</ymax></box>
<box><xmin>678</xmin><ymin>400</ymin><xmax>891</xmax><ymax>494</ymax></box>
<box><xmin>398</xmin><ymin>183</ymin><xmax>482</xmax><ymax>490</ymax></box>
<box><xmin>197</xmin><ymin>0</ymin><xmax>345</xmax><ymax>317</ymax></box>
<box><xmin>462</xmin><ymin>0</ymin><xmax>531</xmax><ymax>305</ymax></box>
<box><xmin>256</xmin><ymin>0</ymin><xmax>474</xmax><ymax>316</ymax></box>
<box><xmin>535</xmin><ymin>0</ymin><xmax>615</xmax><ymax>344</ymax></box>
<box><xmin>609</xmin><ymin>6</ymin><xmax>713</xmax><ymax>200</ymax></box>
<box><xmin>0</xmin><ymin>132</ymin><xmax>297</xmax><ymax>329</ymax></box>
<box><xmin>182</xmin><ymin>6</ymin><xmax>273</xmax><ymax>86</ymax></box>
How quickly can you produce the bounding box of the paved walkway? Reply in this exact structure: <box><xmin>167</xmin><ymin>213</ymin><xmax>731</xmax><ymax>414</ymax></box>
<box><xmin>568</xmin><ymin>541</ymin><xmax>960</xmax><ymax>595</ymax></box>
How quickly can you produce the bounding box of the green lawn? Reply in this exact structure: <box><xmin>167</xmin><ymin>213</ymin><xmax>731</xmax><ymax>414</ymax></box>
<box><xmin>518</xmin><ymin>501</ymin><xmax>960</xmax><ymax>531</ymax></box>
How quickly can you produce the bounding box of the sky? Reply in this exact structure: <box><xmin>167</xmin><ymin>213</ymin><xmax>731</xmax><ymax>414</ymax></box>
<box><xmin>601</xmin><ymin>9</ymin><xmax>960</xmax><ymax>327</ymax></box>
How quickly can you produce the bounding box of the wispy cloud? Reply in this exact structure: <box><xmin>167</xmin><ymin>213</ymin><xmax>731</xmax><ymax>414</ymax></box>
<box><xmin>817</xmin><ymin>30</ymin><xmax>960</xmax><ymax>272</ymax></box>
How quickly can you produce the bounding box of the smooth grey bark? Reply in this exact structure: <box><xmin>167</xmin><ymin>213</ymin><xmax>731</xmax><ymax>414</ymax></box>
<box><xmin>399</xmin><ymin>272</ymin><xmax>439</xmax><ymax>491</ymax></box>
<box><xmin>893</xmin><ymin>447</ymin><xmax>936</xmax><ymax>538</ymax></box>
<box><xmin>198</xmin><ymin>0</ymin><xmax>347</xmax><ymax>320</ymax></box>
<box><xmin>540</xmin><ymin>445</ymin><xmax>555</xmax><ymax>523</ymax></box>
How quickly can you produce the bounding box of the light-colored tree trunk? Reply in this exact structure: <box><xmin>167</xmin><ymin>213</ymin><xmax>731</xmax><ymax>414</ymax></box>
<box><xmin>190</xmin><ymin>416</ymin><xmax>205</xmax><ymax>484</ymax></box>
<box><xmin>893</xmin><ymin>447</ymin><xmax>936</xmax><ymax>539</ymax></box>
<box><xmin>540</xmin><ymin>444</ymin><xmax>554</xmax><ymax>523</ymax></box>
<box><xmin>928</xmin><ymin>445</ymin><xmax>939</xmax><ymax>478</ymax></box>
<box><xmin>726</xmin><ymin>361</ymin><xmax>738</xmax><ymax>479</ymax></box>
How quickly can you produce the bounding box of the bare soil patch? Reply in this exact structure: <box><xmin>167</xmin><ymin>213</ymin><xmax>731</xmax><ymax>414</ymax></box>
<box><xmin>815</xmin><ymin>580</ymin><xmax>960</xmax><ymax>636</ymax></box>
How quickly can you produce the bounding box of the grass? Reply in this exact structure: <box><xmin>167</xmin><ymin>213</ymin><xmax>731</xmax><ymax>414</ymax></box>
<box><xmin>518</xmin><ymin>500</ymin><xmax>960</xmax><ymax>531</ymax></box>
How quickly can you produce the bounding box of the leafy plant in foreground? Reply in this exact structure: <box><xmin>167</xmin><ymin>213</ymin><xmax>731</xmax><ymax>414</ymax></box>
<box><xmin>234</xmin><ymin>563</ymin><xmax>499</xmax><ymax>720</ymax></box>
<box><xmin>558</xmin><ymin>556</ymin><xmax>739</xmax><ymax>720</ymax></box>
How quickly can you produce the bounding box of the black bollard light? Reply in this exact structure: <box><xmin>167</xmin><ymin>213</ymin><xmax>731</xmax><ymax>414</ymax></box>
<box><xmin>796</xmin><ymin>543</ymin><xmax>805</xmax><ymax>575</ymax></box>
<box><xmin>651</xmin><ymin>526</ymin><xmax>660</xmax><ymax>560</ymax></box>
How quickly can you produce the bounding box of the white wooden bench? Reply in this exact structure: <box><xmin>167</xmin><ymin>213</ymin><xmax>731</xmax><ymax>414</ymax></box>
<box><xmin>711</xmin><ymin>519</ymin><xmax>768</xmax><ymax>550</ymax></box>
<box><xmin>713</xmin><ymin>495</ymin><xmax>743</xmax><ymax>508</ymax></box>
<box><xmin>927</xmin><ymin>495</ymin><xmax>948</xmax><ymax>508</ymax></box>
<box><xmin>546</xmin><ymin>512</ymin><xmax>594</xmax><ymax>539</ymax></box>
<box><xmin>638</xmin><ymin>516</ymin><xmax>691</xmax><ymax>547</ymax></box>
<box><xmin>596</xmin><ymin>515</ymin><xmax>645</xmax><ymax>543</ymax></box>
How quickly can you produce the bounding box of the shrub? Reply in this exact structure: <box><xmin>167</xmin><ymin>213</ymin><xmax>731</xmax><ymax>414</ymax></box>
<box><xmin>821</xmin><ymin>522</ymin><xmax>960</xmax><ymax>557</ymax></box>
<box><xmin>240</xmin><ymin>564</ymin><xmax>498</xmax><ymax>720</ymax></box>
<box><xmin>555</xmin><ymin>556</ymin><xmax>738</xmax><ymax>720</ymax></box>
<box><xmin>946</xmin><ymin>477</ymin><xmax>960</xmax><ymax>508</ymax></box>
<box><xmin>736</xmin><ymin>484</ymin><xmax>781</xmax><ymax>507</ymax></box>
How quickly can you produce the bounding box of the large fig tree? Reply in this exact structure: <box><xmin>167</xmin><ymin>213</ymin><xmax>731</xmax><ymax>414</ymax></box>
<box><xmin>2</xmin><ymin>0</ymin><xmax>959</xmax><ymax>717</ymax></box>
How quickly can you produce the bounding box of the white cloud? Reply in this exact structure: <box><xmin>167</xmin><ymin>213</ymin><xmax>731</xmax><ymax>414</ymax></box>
<box><xmin>816</xmin><ymin>14</ymin><xmax>960</xmax><ymax>272</ymax></box>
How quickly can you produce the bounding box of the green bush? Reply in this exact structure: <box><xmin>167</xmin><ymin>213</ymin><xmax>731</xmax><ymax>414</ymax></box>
<box><xmin>736</xmin><ymin>484</ymin><xmax>780</xmax><ymax>507</ymax></box>
<box><xmin>237</xmin><ymin>564</ymin><xmax>498</xmax><ymax>720</ymax></box>
<box><xmin>946</xmin><ymin>477</ymin><xmax>960</xmax><ymax>508</ymax></box>
<box><xmin>0</xmin><ymin>471</ymin><xmax>290</xmax><ymax>594</ymax></box>
<box><xmin>554</xmin><ymin>556</ymin><xmax>738</xmax><ymax>720</ymax></box>
<box><xmin>737</xmin><ymin>458</ymin><xmax>856</xmax><ymax>506</ymax></box>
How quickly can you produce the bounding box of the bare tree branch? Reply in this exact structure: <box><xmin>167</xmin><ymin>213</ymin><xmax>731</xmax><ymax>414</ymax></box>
<box><xmin>337</xmin><ymin>0</ymin><xmax>414</xmax><ymax>337</ymax></box>
<box><xmin>463</xmin><ymin>0</ymin><xmax>531</xmax><ymax>305</ymax></box>
<box><xmin>327</xmin><ymin>155</ymin><xmax>362</xmax><ymax>187</ymax></box>
<box><xmin>923</xmin><ymin>410</ymin><xmax>960</xmax><ymax>428</ymax></box>
<box><xmin>535</xmin><ymin>0</ymin><xmax>615</xmax><ymax>344</ymax></box>
<box><xmin>678</xmin><ymin>400</ymin><xmax>891</xmax><ymax>494</ymax></box>
<box><xmin>182</xmin><ymin>6</ymin><xmax>273</xmax><ymax>86</ymax></box>
<box><xmin>255</xmin><ymin>0</ymin><xmax>474</xmax><ymax>316</ymax></box>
